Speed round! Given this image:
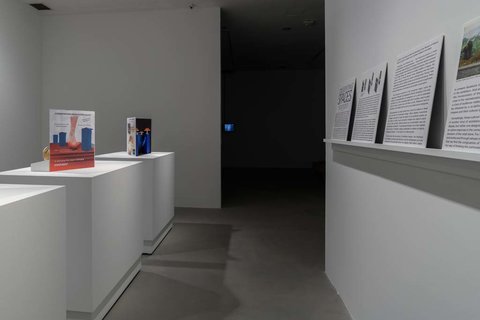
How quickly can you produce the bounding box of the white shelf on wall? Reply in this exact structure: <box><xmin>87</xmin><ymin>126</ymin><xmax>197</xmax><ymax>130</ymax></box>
<box><xmin>324</xmin><ymin>139</ymin><xmax>480</xmax><ymax>180</ymax></box>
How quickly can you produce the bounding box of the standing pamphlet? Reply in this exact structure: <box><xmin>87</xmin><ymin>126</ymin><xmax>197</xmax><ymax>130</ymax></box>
<box><xmin>352</xmin><ymin>63</ymin><xmax>387</xmax><ymax>143</ymax></box>
<box><xmin>331</xmin><ymin>79</ymin><xmax>356</xmax><ymax>141</ymax></box>
<box><xmin>444</xmin><ymin>17</ymin><xmax>480</xmax><ymax>152</ymax></box>
<box><xmin>384</xmin><ymin>36</ymin><xmax>444</xmax><ymax>147</ymax></box>
<box><xmin>127</xmin><ymin>117</ymin><xmax>152</xmax><ymax>156</ymax></box>
<box><xmin>49</xmin><ymin>109</ymin><xmax>95</xmax><ymax>172</ymax></box>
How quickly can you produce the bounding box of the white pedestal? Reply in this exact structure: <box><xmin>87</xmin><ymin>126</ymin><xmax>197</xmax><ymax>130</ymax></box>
<box><xmin>0</xmin><ymin>184</ymin><xmax>66</xmax><ymax>320</ymax></box>
<box><xmin>0</xmin><ymin>161</ymin><xmax>144</xmax><ymax>320</ymax></box>
<box><xmin>96</xmin><ymin>152</ymin><xmax>175</xmax><ymax>254</ymax></box>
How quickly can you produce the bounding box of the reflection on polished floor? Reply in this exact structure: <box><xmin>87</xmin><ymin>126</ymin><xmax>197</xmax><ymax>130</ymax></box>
<box><xmin>105</xmin><ymin>169</ymin><xmax>350</xmax><ymax>320</ymax></box>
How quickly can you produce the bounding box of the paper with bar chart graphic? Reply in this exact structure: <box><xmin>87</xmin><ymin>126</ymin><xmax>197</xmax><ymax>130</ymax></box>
<box><xmin>49</xmin><ymin>109</ymin><xmax>95</xmax><ymax>172</ymax></box>
<box><xmin>351</xmin><ymin>63</ymin><xmax>387</xmax><ymax>143</ymax></box>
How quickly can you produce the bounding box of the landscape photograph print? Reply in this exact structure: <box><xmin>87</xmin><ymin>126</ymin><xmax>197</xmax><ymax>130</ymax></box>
<box><xmin>458</xmin><ymin>16</ymin><xmax>480</xmax><ymax>80</ymax></box>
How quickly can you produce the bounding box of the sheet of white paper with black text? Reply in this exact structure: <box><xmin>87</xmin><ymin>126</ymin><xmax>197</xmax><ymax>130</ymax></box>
<box><xmin>351</xmin><ymin>63</ymin><xmax>387</xmax><ymax>143</ymax></box>
<box><xmin>383</xmin><ymin>36</ymin><xmax>444</xmax><ymax>147</ymax></box>
<box><xmin>444</xmin><ymin>17</ymin><xmax>480</xmax><ymax>152</ymax></box>
<box><xmin>331</xmin><ymin>79</ymin><xmax>356</xmax><ymax>141</ymax></box>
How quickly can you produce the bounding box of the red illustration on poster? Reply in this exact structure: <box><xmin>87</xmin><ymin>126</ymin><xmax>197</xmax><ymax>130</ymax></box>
<box><xmin>49</xmin><ymin>109</ymin><xmax>95</xmax><ymax>172</ymax></box>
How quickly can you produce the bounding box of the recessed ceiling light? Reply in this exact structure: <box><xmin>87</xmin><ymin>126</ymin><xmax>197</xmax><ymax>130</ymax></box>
<box><xmin>30</xmin><ymin>3</ymin><xmax>51</xmax><ymax>10</ymax></box>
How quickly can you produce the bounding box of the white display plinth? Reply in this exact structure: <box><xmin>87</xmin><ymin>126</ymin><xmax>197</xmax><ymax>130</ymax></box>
<box><xmin>0</xmin><ymin>161</ymin><xmax>144</xmax><ymax>320</ymax></box>
<box><xmin>96</xmin><ymin>152</ymin><xmax>175</xmax><ymax>254</ymax></box>
<box><xmin>0</xmin><ymin>184</ymin><xmax>66</xmax><ymax>320</ymax></box>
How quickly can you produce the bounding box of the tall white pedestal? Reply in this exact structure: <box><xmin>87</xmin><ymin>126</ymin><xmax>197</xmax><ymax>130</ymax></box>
<box><xmin>0</xmin><ymin>184</ymin><xmax>66</xmax><ymax>320</ymax></box>
<box><xmin>96</xmin><ymin>152</ymin><xmax>175</xmax><ymax>254</ymax></box>
<box><xmin>0</xmin><ymin>161</ymin><xmax>144</xmax><ymax>320</ymax></box>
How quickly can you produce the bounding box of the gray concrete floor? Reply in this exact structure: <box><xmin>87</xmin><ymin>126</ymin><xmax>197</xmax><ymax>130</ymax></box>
<box><xmin>105</xmin><ymin>169</ymin><xmax>350</xmax><ymax>320</ymax></box>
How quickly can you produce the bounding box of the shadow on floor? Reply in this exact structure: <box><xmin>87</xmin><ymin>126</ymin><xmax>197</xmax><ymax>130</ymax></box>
<box><xmin>148</xmin><ymin>223</ymin><xmax>234</xmax><ymax>258</ymax></box>
<box><xmin>105</xmin><ymin>223</ymin><xmax>240</xmax><ymax>320</ymax></box>
<box><xmin>105</xmin><ymin>168</ymin><xmax>350</xmax><ymax>320</ymax></box>
<box><xmin>104</xmin><ymin>271</ymin><xmax>239</xmax><ymax>320</ymax></box>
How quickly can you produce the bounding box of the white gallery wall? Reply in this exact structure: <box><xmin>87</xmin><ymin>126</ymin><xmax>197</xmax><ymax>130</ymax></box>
<box><xmin>325</xmin><ymin>1</ymin><xmax>480</xmax><ymax>320</ymax></box>
<box><xmin>0</xmin><ymin>0</ymin><xmax>41</xmax><ymax>171</ymax></box>
<box><xmin>42</xmin><ymin>8</ymin><xmax>221</xmax><ymax>208</ymax></box>
<box><xmin>223</xmin><ymin>69</ymin><xmax>325</xmax><ymax>168</ymax></box>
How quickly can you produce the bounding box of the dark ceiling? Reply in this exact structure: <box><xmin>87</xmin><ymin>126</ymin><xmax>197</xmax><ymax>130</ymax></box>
<box><xmin>24</xmin><ymin>0</ymin><xmax>325</xmax><ymax>71</ymax></box>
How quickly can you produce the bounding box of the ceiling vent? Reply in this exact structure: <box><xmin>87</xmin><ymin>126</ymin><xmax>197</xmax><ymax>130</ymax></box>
<box><xmin>30</xmin><ymin>3</ymin><xmax>51</xmax><ymax>11</ymax></box>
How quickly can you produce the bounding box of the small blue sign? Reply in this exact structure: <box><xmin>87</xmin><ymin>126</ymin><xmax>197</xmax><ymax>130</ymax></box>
<box><xmin>224</xmin><ymin>124</ymin><xmax>235</xmax><ymax>132</ymax></box>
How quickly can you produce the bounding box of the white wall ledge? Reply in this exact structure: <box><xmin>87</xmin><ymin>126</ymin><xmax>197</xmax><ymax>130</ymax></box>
<box><xmin>324</xmin><ymin>139</ymin><xmax>480</xmax><ymax>180</ymax></box>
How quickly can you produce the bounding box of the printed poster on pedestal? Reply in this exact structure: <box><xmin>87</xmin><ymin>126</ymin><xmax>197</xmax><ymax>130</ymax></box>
<box><xmin>49</xmin><ymin>109</ymin><xmax>95</xmax><ymax>172</ymax></box>
<box><xmin>127</xmin><ymin>118</ymin><xmax>152</xmax><ymax>156</ymax></box>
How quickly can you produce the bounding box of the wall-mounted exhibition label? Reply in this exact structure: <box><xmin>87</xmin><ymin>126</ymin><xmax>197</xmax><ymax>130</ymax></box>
<box><xmin>444</xmin><ymin>17</ymin><xmax>480</xmax><ymax>152</ymax></box>
<box><xmin>49</xmin><ymin>109</ymin><xmax>95</xmax><ymax>171</ymax></box>
<box><xmin>384</xmin><ymin>36</ymin><xmax>444</xmax><ymax>147</ymax></box>
<box><xmin>331</xmin><ymin>78</ymin><xmax>356</xmax><ymax>141</ymax></box>
<box><xmin>351</xmin><ymin>63</ymin><xmax>387</xmax><ymax>143</ymax></box>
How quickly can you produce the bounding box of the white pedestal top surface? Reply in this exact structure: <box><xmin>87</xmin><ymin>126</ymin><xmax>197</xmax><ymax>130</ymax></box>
<box><xmin>0</xmin><ymin>184</ymin><xmax>63</xmax><ymax>206</ymax></box>
<box><xmin>96</xmin><ymin>151</ymin><xmax>173</xmax><ymax>160</ymax></box>
<box><xmin>0</xmin><ymin>160</ymin><xmax>141</xmax><ymax>178</ymax></box>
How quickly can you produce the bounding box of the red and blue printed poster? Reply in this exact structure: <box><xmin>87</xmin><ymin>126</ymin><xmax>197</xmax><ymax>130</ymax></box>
<box><xmin>49</xmin><ymin>109</ymin><xmax>95</xmax><ymax>172</ymax></box>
